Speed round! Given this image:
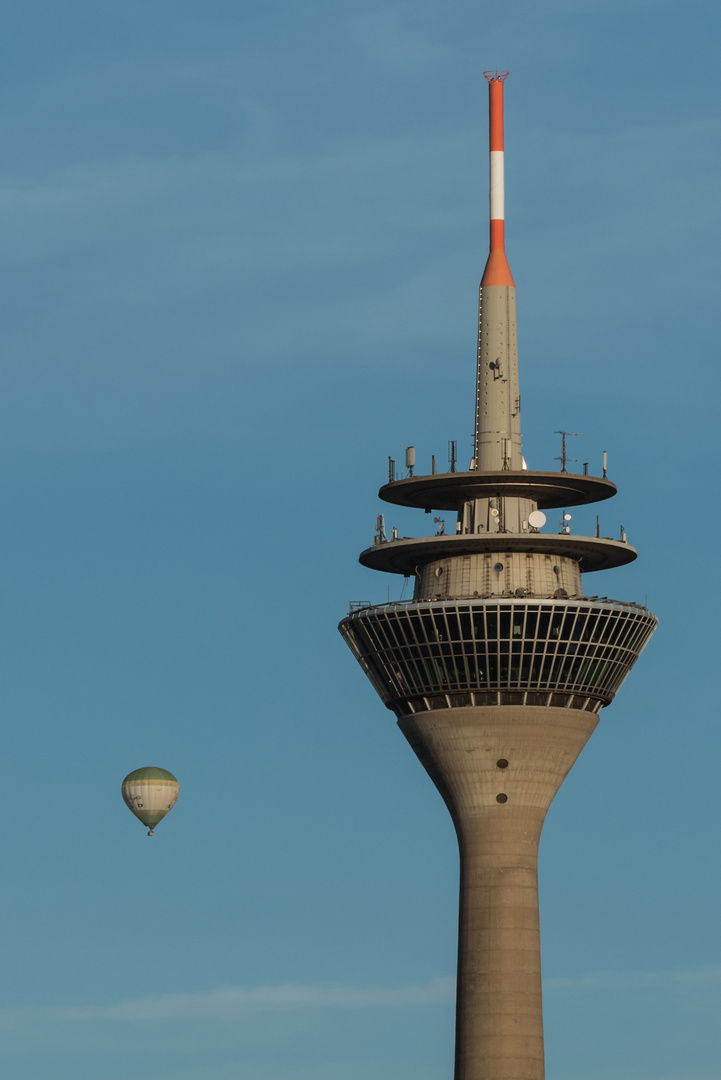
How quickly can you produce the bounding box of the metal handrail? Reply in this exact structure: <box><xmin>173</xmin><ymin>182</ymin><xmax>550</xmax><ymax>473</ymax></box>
<box><xmin>346</xmin><ymin>595</ymin><xmax>652</xmax><ymax>617</ymax></box>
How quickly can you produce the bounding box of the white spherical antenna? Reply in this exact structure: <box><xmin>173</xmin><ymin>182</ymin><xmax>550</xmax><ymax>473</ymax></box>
<box><xmin>563</xmin><ymin>513</ymin><xmax>572</xmax><ymax>521</ymax></box>
<box><xmin>528</xmin><ymin>510</ymin><xmax>546</xmax><ymax>529</ymax></box>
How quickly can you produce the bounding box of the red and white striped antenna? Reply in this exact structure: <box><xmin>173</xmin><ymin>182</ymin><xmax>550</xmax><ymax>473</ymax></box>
<box><xmin>481</xmin><ymin>70</ymin><xmax>514</xmax><ymax>287</ymax></box>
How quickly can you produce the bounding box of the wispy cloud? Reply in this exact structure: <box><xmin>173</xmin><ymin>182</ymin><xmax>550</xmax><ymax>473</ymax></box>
<box><xmin>546</xmin><ymin>964</ymin><xmax>721</xmax><ymax>993</ymax></box>
<box><xmin>5</xmin><ymin>963</ymin><xmax>720</xmax><ymax>1033</ymax></box>
<box><xmin>0</xmin><ymin>977</ymin><xmax>454</xmax><ymax>1033</ymax></box>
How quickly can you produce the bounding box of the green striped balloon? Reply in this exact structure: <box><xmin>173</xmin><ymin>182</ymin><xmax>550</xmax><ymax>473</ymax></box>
<box><xmin>121</xmin><ymin>767</ymin><xmax>179</xmax><ymax>836</ymax></box>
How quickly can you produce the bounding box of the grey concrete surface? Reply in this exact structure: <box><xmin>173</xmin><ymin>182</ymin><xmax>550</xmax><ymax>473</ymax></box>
<box><xmin>399</xmin><ymin>705</ymin><xmax>599</xmax><ymax>1080</ymax></box>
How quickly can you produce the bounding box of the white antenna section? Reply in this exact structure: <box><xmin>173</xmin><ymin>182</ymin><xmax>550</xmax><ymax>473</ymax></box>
<box><xmin>405</xmin><ymin>446</ymin><xmax>415</xmax><ymax>476</ymax></box>
<box><xmin>528</xmin><ymin>510</ymin><xmax>546</xmax><ymax>529</ymax></box>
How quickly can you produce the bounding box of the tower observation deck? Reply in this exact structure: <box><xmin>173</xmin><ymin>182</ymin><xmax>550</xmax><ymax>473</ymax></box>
<box><xmin>339</xmin><ymin>72</ymin><xmax>656</xmax><ymax>1080</ymax></box>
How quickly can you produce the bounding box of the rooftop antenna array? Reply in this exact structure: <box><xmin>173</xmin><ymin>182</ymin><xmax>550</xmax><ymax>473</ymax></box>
<box><xmin>554</xmin><ymin>430</ymin><xmax>582</xmax><ymax>473</ymax></box>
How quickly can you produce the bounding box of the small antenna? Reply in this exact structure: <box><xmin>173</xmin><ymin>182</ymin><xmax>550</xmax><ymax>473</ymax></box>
<box><xmin>554</xmin><ymin>431</ymin><xmax>582</xmax><ymax>473</ymax></box>
<box><xmin>448</xmin><ymin>440</ymin><xmax>457</xmax><ymax>473</ymax></box>
<box><xmin>375</xmin><ymin>515</ymin><xmax>387</xmax><ymax>544</ymax></box>
<box><xmin>405</xmin><ymin>446</ymin><xmax>415</xmax><ymax>477</ymax></box>
<box><xmin>388</xmin><ymin>456</ymin><xmax>395</xmax><ymax>483</ymax></box>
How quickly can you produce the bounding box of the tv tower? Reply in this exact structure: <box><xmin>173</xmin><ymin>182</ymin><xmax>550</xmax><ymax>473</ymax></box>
<box><xmin>339</xmin><ymin>72</ymin><xmax>657</xmax><ymax>1080</ymax></box>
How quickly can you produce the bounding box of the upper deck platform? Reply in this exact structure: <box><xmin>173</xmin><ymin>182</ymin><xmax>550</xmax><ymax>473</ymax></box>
<box><xmin>359</xmin><ymin>531</ymin><xmax>637</xmax><ymax>575</ymax></box>
<box><xmin>379</xmin><ymin>469</ymin><xmax>616</xmax><ymax>512</ymax></box>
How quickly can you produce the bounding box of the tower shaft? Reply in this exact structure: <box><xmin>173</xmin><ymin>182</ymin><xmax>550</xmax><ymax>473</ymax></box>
<box><xmin>400</xmin><ymin>705</ymin><xmax>598</xmax><ymax>1080</ymax></box>
<box><xmin>475</xmin><ymin>284</ymin><xmax>521</xmax><ymax>472</ymax></box>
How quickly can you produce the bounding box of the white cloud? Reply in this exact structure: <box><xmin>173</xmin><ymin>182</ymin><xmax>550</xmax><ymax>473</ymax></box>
<box><xmin>4</xmin><ymin>962</ymin><xmax>720</xmax><ymax>1035</ymax></box>
<box><xmin>0</xmin><ymin>977</ymin><xmax>454</xmax><ymax>1033</ymax></box>
<box><xmin>545</xmin><ymin>964</ymin><xmax>721</xmax><ymax>993</ymax></box>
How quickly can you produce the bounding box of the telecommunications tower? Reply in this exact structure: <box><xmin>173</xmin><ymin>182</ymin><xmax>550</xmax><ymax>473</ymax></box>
<box><xmin>339</xmin><ymin>72</ymin><xmax>657</xmax><ymax>1080</ymax></box>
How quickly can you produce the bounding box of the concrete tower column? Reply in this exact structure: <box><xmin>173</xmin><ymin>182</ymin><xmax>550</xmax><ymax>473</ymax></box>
<box><xmin>400</xmin><ymin>706</ymin><xmax>599</xmax><ymax>1080</ymax></box>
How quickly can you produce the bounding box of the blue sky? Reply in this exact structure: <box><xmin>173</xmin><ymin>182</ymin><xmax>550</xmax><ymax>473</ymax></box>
<box><xmin>0</xmin><ymin>1</ymin><xmax>719</xmax><ymax>1077</ymax></box>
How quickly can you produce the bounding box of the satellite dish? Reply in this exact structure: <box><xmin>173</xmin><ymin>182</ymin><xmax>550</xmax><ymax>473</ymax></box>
<box><xmin>528</xmin><ymin>510</ymin><xmax>546</xmax><ymax>529</ymax></box>
<box><xmin>490</xmin><ymin>508</ymin><xmax>499</xmax><ymax>517</ymax></box>
<box><xmin>564</xmin><ymin>513</ymin><xmax>572</xmax><ymax>521</ymax></box>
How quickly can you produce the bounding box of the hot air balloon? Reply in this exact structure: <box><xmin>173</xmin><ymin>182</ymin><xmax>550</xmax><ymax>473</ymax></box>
<box><xmin>121</xmin><ymin>767</ymin><xmax>179</xmax><ymax>836</ymax></box>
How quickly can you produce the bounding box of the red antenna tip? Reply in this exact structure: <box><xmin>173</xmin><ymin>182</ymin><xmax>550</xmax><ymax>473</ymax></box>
<box><xmin>483</xmin><ymin>70</ymin><xmax>509</xmax><ymax>83</ymax></box>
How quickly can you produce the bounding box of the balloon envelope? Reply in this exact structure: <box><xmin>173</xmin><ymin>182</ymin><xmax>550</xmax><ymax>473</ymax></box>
<box><xmin>121</xmin><ymin>767</ymin><xmax>179</xmax><ymax>834</ymax></box>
